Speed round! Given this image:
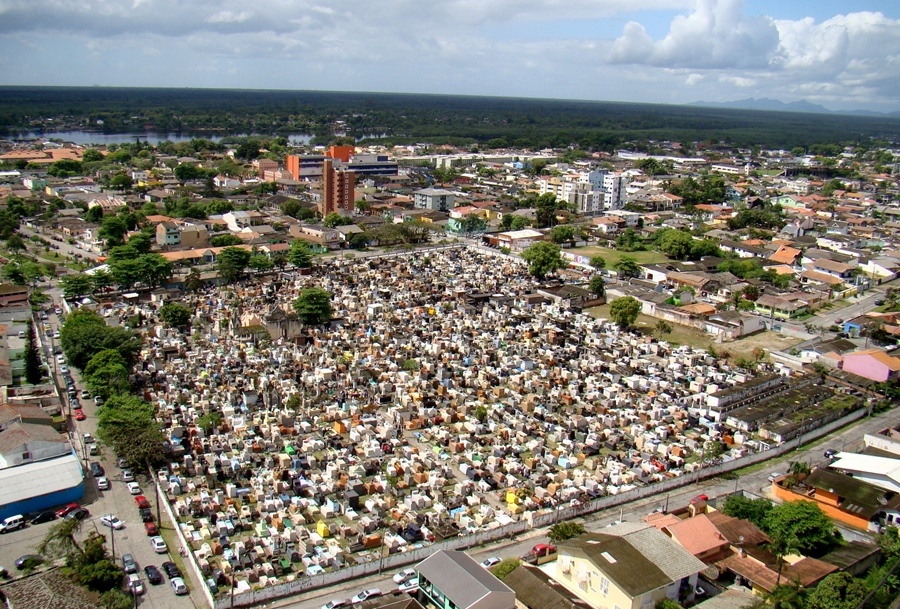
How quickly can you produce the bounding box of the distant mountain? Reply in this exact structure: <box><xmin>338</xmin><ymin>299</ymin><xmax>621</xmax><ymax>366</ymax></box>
<box><xmin>689</xmin><ymin>98</ymin><xmax>900</xmax><ymax>117</ymax></box>
<box><xmin>690</xmin><ymin>98</ymin><xmax>833</xmax><ymax>114</ymax></box>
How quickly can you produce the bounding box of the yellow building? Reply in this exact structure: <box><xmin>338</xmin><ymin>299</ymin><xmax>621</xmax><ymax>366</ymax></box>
<box><xmin>555</xmin><ymin>524</ymin><xmax>706</xmax><ymax>609</ymax></box>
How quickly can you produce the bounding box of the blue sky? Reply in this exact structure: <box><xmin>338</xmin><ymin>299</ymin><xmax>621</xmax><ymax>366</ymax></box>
<box><xmin>0</xmin><ymin>0</ymin><xmax>897</xmax><ymax>113</ymax></box>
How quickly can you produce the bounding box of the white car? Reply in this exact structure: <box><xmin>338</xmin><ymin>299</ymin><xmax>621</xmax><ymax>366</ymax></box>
<box><xmin>351</xmin><ymin>589</ymin><xmax>382</xmax><ymax>603</ymax></box>
<box><xmin>481</xmin><ymin>556</ymin><xmax>502</xmax><ymax>568</ymax></box>
<box><xmin>768</xmin><ymin>472</ymin><xmax>783</xmax><ymax>482</ymax></box>
<box><xmin>100</xmin><ymin>515</ymin><xmax>124</xmax><ymax>530</ymax></box>
<box><xmin>127</xmin><ymin>573</ymin><xmax>144</xmax><ymax>595</ymax></box>
<box><xmin>122</xmin><ymin>469</ymin><xmax>134</xmax><ymax>482</ymax></box>
<box><xmin>171</xmin><ymin>576</ymin><xmax>188</xmax><ymax>595</ymax></box>
<box><xmin>126</xmin><ymin>482</ymin><xmax>142</xmax><ymax>495</ymax></box>
<box><xmin>320</xmin><ymin>600</ymin><xmax>350</xmax><ymax>609</ymax></box>
<box><xmin>150</xmin><ymin>536</ymin><xmax>167</xmax><ymax>553</ymax></box>
<box><xmin>393</xmin><ymin>568</ymin><xmax>416</xmax><ymax>584</ymax></box>
<box><xmin>96</xmin><ymin>476</ymin><xmax>110</xmax><ymax>490</ymax></box>
<box><xmin>398</xmin><ymin>577</ymin><xmax>419</xmax><ymax>593</ymax></box>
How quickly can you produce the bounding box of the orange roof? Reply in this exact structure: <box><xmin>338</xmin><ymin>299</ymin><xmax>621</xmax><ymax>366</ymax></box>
<box><xmin>665</xmin><ymin>515</ymin><xmax>728</xmax><ymax>557</ymax></box>
<box><xmin>768</xmin><ymin>245</ymin><xmax>801</xmax><ymax>265</ymax></box>
<box><xmin>844</xmin><ymin>349</ymin><xmax>900</xmax><ymax>371</ymax></box>
<box><xmin>800</xmin><ymin>270</ymin><xmax>844</xmax><ymax>285</ymax></box>
<box><xmin>764</xmin><ymin>264</ymin><xmax>796</xmax><ymax>275</ymax></box>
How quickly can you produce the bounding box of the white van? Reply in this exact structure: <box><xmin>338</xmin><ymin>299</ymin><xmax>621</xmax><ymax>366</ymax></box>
<box><xmin>0</xmin><ymin>514</ymin><xmax>24</xmax><ymax>533</ymax></box>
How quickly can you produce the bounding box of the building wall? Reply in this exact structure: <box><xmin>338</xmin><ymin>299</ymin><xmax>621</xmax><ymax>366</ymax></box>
<box><xmin>0</xmin><ymin>479</ymin><xmax>84</xmax><ymax>520</ymax></box>
<box><xmin>180</xmin><ymin>227</ymin><xmax>209</xmax><ymax>249</ymax></box>
<box><xmin>0</xmin><ymin>439</ymin><xmax>72</xmax><ymax>468</ymax></box>
<box><xmin>841</xmin><ymin>355</ymin><xmax>893</xmax><ymax>382</ymax></box>
<box><xmin>771</xmin><ymin>485</ymin><xmax>871</xmax><ymax>531</ymax></box>
<box><xmin>555</xmin><ymin>554</ymin><xmax>653</xmax><ymax>609</ymax></box>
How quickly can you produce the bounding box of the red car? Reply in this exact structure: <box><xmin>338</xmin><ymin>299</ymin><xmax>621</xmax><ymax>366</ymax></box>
<box><xmin>55</xmin><ymin>502</ymin><xmax>81</xmax><ymax>518</ymax></box>
<box><xmin>144</xmin><ymin>522</ymin><xmax>159</xmax><ymax>536</ymax></box>
<box><xmin>690</xmin><ymin>494</ymin><xmax>710</xmax><ymax>504</ymax></box>
<box><xmin>135</xmin><ymin>495</ymin><xmax>150</xmax><ymax>509</ymax></box>
<box><xmin>74</xmin><ymin>409</ymin><xmax>86</xmax><ymax>421</ymax></box>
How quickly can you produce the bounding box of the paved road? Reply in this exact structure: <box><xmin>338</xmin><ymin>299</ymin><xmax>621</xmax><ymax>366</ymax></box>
<box><xmin>0</xmin><ymin>310</ymin><xmax>201</xmax><ymax>609</ymax></box>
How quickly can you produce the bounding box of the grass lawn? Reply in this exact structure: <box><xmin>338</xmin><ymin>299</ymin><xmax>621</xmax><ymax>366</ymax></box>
<box><xmin>564</xmin><ymin>245</ymin><xmax>669</xmax><ymax>268</ymax></box>
<box><xmin>585</xmin><ymin>303</ymin><xmax>803</xmax><ymax>360</ymax></box>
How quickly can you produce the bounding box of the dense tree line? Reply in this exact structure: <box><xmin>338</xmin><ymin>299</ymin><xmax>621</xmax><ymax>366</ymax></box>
<box><xmin>2</xmin><ymin>86</ymin><xmax>898</xmax><ymax>150</ymax></box>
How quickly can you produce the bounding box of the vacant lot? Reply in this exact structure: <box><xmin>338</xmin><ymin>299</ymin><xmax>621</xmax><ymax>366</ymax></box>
<box><xmin>586</xmin><ymin>304</ymin><xmax>802</xmax><ymax>361</ymax></box>
<box><xmin>564</xmin><ymin>245</ymin><xmax>669</xmax><ymax>268</ymax></box>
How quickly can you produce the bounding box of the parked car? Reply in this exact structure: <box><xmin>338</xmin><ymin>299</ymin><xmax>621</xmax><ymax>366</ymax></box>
<box><xmin>393</xmin><ymin>568</ymin><xmax>416</xmax><ymax>584</ymax></box>
<box><xmin>117</xmin><ymin>457</ymin><xmax>129</xmax><ymax>468</ymax></box>
<box><xmin>690</xmin><ymin>494</ymin><xmax>710</xmax><ymax>504</ymax></box>
<box><xmin>29</xmin><ymin>511</ymin><xmax>55</xmax><ymax>525</ymax></box>
<box><xmin>0</xmin><ymin>515</ymin><xmax>25</xmax><ymax>533</ymax></box>
<box><xmin>321</xmin><ymin>600</ymin><xmax>351</xmax><ymax>609</ymax></box>
<box><xmin>74</xmin><ymin>409</ymin><xmax>86</xmax><ymax>421</ymax></box>
<box><xmin>127</xmin><ymin>573</ymin><xmax>145</xmax><ymax>595</ymax></box>
<box><xmin>875</xmin><ymin>299</ymin><xmax>885</xmax><ymax>306</ymax></box>
<box><xmin>89</xmin><ymin>462</ymin><xmax>104</xmax><ymax>477</ymax></box>
<box><xmin>81</xmin><ymin>390</ymin><xmax>91</xmax><ymax>400</ymax></box>
<box><xmin>122</xmin><ymin>469</ymin><xmax>134</xmax><ymax>482</ymax></box>
<box><xmin>65</xmin><ymin>508</ymin><xmax>89</xmax><ymax>521</ymax></box>
<box><xmin>15</xmin><ymin>554</ymin><xmax>43</xmax><ymax>570</ymax></box>
<box><xmin>145</xmin><ymin>522</ymin><xmax>159</xmax><ymax>536</ymax></box>
<box><xmin>480</xmin><ymin>556</ymin><xmax>502</xmax><ymax>569</ymax></box>
<box><xmin>126</xmin><ymin>482</ymin><xmax>142</xmax><ymax>495</ymax></box>
<box><xmin>96</xmin><ymin>476</ymin><xmax>110</xmax><ymax>490</ymax></box>
<box><xmin>150</xmin><ymin>536</ymin><xmax>168</xmax><ymax>553</ymax></box>
<box><xmin>135</xmin><ymin>495</ymin><xmax>150</xmax><ymax>509</ymax></box>
<box><xmin>768</xmin><ymin>472</ymin><xmax>783</xmax><ymax>482</ymax></box>
<box><xmin>122</xmin><ymin>553</ymin><xmax>138</xmax><ymax>574</ymax></box>
<box><xmin>144</xmin><ymin>564</ymin><xmax>163</xmax><ymax>585</ymax></box>
<box><xmin>351</xmin><ymin>589</ymin><xmax>382</xmax><ymax>603</ymax></box>
<box><xmin>82</xmin><ymin>432</ymin><xmax>93</xmax><ymax>444</ymax></box>
<box><xmin>171</xmin><ymin>577</ymin><xmax>188</xmax><ymax>595</ymax></box>
<box><xmin>139</xmin><ymin>508</ymin><xmax>154</xmax><ymax>523</ymax></box>
<box><xmin>55</xmin><ymin>503</ymin><xmax>80</xmax><ymax>518</ymax></box>
<box><xmin>825</xmin><ymin>449</ymin><xmax>838</xmax><ymax>459</ymax></box>
<box><xmin>398</xmin><ymin>577</ymin><xmax>419</xmax><ymax>594</ymax></box>
<box><xmin>100</xmin><ymin>515</ymin><xmax>124</xmax><ymax>530</ymax></box>
<box><xmin>531</xmin><ymin>544</ymin><xmax>557</xmax><ymax>556</ymax></box>
<box><xmin>88</xmin><ymin>443</ymin><xmax>100</xmax><ymax>456</ymax></box>
<box><xmin>161</xmin><ymin>561</ymin><xmax>181</xmax><ymax>579</ymax></box>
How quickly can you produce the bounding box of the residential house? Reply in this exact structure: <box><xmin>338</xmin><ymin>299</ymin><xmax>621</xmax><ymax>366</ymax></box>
<box><xmin>840</xmin><ymin>349</ymin><xmax>900</xmax><ymax>382</ymax></box>
<box><xmin>87</xmin><ymin>195</ymin><xmax>126</xmax><ymax>213</ymax></box>
<box><xmin>503</xmin><ymin>563</ymin><xmax>593</xmax><ymax>609</ymax></box>
<box><xmin>490</xmin><ymin>229</ymin><xmax>545</xmax><ymax>252</ymax></box>
<box><xmin>661</xmin><ymin>514</ymin><xmax>730</xmax><ymax>562</ymax></box>
<box><xmin>223</xmin><ymin>210</ymin><xmax>267</xmax><ymax>232</ymax></box>
<box><xmin>0</xmin><ymin>285</ymin><xmax>29</xmax><ymax>308</ymax></box>
<box><xmin>416</xmin><ymin>550</ymin><xmax>516</xmax><ymax>609</ymax></box>
<box><xmin>555</xmin><ymin>524</ymin><xmax>706</xmax><ymax>609</ymax></box>
<box><xmin>754</xmin><ymin>294</ymin><xmax>810</xmax><ymax>320</ymax></box>
<box><xmin>0</xmin><ymin>421</ymin><xmax>71</xmax><ymax>468</ymax></box>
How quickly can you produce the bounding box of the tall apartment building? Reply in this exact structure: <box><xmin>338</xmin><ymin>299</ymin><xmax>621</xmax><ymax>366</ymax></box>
<box><xmin>321</xmin><ymin>158</ymin><xmax>355</xmax><ymax>216</ymax></box>
<box><xmin>285</xmin><ymin>155</ymin><xmax>328</xmax><ymax>180</ymax></box>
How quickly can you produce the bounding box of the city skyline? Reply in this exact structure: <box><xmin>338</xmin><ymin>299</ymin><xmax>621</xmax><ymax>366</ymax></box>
<box><xmin>0</xmin><ymin>0</ymin><xmax>898</xmax><ymax>114</ymax></box>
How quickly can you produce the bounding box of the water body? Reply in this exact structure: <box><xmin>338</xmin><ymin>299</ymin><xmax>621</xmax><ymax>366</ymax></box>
<box><xmin>10</xmin><ymin>131</ymin><xmax>314</xmax><ymax>147</ymax></box>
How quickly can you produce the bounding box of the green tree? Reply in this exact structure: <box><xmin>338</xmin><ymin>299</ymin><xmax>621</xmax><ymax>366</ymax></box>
<box><xmin>657</xmin><ymin>229</ymin><xmax>695</xmax><ymax>260</ymax></box>
<box><xmin>588</xmin><ymin>275</ymin><xmax>606</xmax><ymax>297</ymax></box>
<box><xmin>492</xmin><ymin>557</ymin><xmax>520</xmax><ymax>580</ymax></box>
<box><xmin>37</xmin><ymin>515</ymin><xmax>85</xmax><ymax>560</ymax></box>
<box><xmin>766</xmin><ymin>583</ymin><xmax>808</xmax><ymax>609</ymax></box>
<box><xmin>549</xmin><ymin>225</ymin><xmax>575</xmax><ymax>245</ymax></box>
<box><xmin>82</xmin><ymin>148</ymin><xmax>104</xmax><ymax>163</ymax></box>
<box><xmin>655</xmin><ymin>600</ymin><xmax>684</xmax><ymax>609</ymax></box>
<box><xmin>609</xmin><ymin>296</ymin><xmax>641</xmax><ymax>329</ymax></box>
<box><xmin>764</xmin><ymin>500</ymin><xmax>840</xmax><ymax>561</ymax></box>
<box><xmin>78</xmin><ymin>558</ymin><xmax>124</xmax><ymax>592</ymax></box>
<box><xmin>655</xmin><ymin>319</ymin><xmax>673</xmax><ymax>337</ymax></box>
<box><xmin>806</xmin><ymin>572</ymin><xmax>868</xmax><ymax>609</ymax></box>
<box><xmin>323</xmin><ymin>212</ymin><xmax>353</xmax><ymax>228</ymax></box>
<box><xmin>288</xmin><ymin>239</ymin><xmax>314</xmax><ymax>269</ymax></box>
<box><xmin>96</xmin><ymin>395</ymin><xmax>167</xmax><ymax>467</ymax></box>
<box><xmin>521</xmin><ymin>241</ymin><xmax>565</xmax><ymax>280</ymax></box>
<box><xmin>293</xmin><ymin>287</ymin><xmax>333</xmax><ymax>325</ymax></box>
<box><xmin>474</xmin><ymin>405</ymin><xmax>488</xmax><ymax>423</ymax></box>
<box><xmin>107</xmin><ymin>172</ymin><xmax>133</xmax><ymax>191</ymax></box>
<box><xmin>83</xmin><ymin>348</ymin><xmax>132</xmax><ymax>399</ymax></box>
<box><xmin>589</xmin><ymin>255</ymin><xmax>606</xmax><ymax>271</ymax></box>
<box><xmin>249</xmin><ymin>253</ymin><xmax>274</xmax><ymax>272</ymax></box>
<box><xmin>548</xmin><ymin>521</ymin><xmax>586</xmax><ymax>543</ymax></box>
<box><xmin>60</xmin><ymin>308</ymin><xmax>142</xmax><ymax>370</ymax></box>
<box><xmin>216</xmin><ymin>246</ymin><xmax>251</xmax><ymax>283</ymax></box>
<box><xmin>24</xmin><ymin>320</ymin><xmax>42</xmax><ymax>385</ymax></box>
<box><xmin>99</xmin><ymin>590</ymin><xmax>133</xmax><ymax>609</ymax></box>
<box><xmin>720</xmin><ymin>494</ymin><xmax>773</xmax><ymax>529</ymax></box>
<box><xmin>6</xmin><ymin>232</ymin><xmax>27</xmax><ymax>256</ymax></box>
<box><xmin>184</xmin><ymin>268</ymin><xmax>203</xmax><ymax>292</ymax></box>
<box><xmin>90</xmin><ymin>269</ymin><xmax>114</xmax><ymax>294</ymax></box>
<box><xmin>209</xmin><ymin>233</ymin><xmax>244</xmax><ymax>247</ymax></box>
<box><xmin>196</xmin><ymin>411</ymin><xmax>223</xmax><ymax>434</ymax></box>
<box><xmin>99</xmin><ymin>215</ymin><xmax>128</xmax><ymax>249</ymax></box>
<box><xmin>158</xmin><ymin>302</ymin><xmax>192</xmax><ymax>328</ymax></box>
<box><xmin>614</xmin><ymin>256</ymin><xmax>641</xmax><ymax>279</ymax></box>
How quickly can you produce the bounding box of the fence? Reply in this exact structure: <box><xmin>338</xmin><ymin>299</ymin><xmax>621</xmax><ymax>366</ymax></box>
<box><xmin>208</xmin><ymin>406</ymin><xmax>869</xmax><ymax>608</ymax></box>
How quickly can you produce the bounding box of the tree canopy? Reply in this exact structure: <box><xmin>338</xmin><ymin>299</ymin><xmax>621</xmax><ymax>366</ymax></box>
<box><xmin>293</xmin><ymin>287</ymin><xmax>333</xmax><ymax>324</ymax></box>
<box><xmin>96</xmin><ymin>394</ymin><xmax>167</xmax><ymax>467</ymax></box>
<box><xmin>764</xmin><ymin>500</ymin><xmax>840</xmax><ymax>558</ymax></box>
<box><xmin>609</xmin><ymin>296</ymin><xmax>641</xmax><ymax>329</ymax></box>
<box><xmin>521</xmin><ymin>241</ymin><xmax>565</xmax><ymax>280</ymax></box>
<box><xmin>60</xmin><ymin>308</ymin><xmax>141</xmax><ymax>370</ymax></box>
<box><xmin>216</xmin><ymin>246</ymin><xmax>251</xmax><ymax>283</ymax></box>
<box><xmin>158</xmin><ymin>302</ymin><xmax>192</xmax><ymax>328</ymax></box>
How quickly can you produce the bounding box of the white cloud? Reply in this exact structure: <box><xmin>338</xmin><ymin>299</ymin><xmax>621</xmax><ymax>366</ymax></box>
<box><xmin>609</xmin><ymin>0</ymin><xmax>779</xmax><ymax>69</ymax></box>
<box><xmin>207</xmin><ymin>11</ymin><xmax>253</xmax><ymax>25</ymax></box>
<box><xmin>685</xmin><ymin>73</ymin><xmax>703</xmax><ymax>86</ymax></box>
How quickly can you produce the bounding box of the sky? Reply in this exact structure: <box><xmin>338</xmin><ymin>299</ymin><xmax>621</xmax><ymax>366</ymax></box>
<box><xmin>0</xmin><ymin>0</ymin><xmax>898</xmax><ymax>113</ymax></box>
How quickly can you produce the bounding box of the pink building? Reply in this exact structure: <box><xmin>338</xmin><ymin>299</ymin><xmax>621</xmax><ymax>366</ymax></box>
<box><xmin>841</xmin><ymin>349</ymin><xmax>900</xmax><ymax>382</ymax></box>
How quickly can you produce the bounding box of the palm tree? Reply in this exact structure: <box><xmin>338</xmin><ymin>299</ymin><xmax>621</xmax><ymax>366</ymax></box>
<box><xmin>37</xmin><ymin>516</ymin><xmax>85</xmax><ymax>560</ymax></box>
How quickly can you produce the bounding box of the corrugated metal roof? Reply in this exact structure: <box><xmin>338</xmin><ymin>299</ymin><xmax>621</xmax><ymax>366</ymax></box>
<box><xmin>0</xmin><ymin>452</ymin><xmax>83</xmax><ymax>505</ymax></box>
<box><xmin>417</xmin><ymin>550</ymin><xmax>514</xmax><ymax>609</ymax></box>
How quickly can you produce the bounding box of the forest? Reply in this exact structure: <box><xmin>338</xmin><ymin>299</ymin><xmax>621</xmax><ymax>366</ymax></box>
<box><xmin>1</xmin><ymin>86</ymin><xmax>899</xmax><ymax>151</ymax></box>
